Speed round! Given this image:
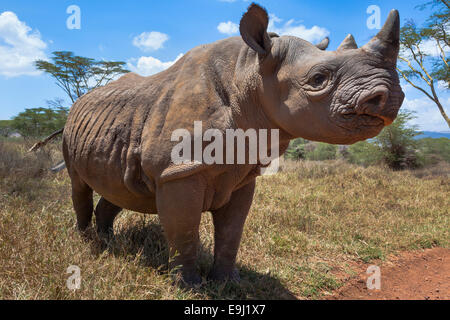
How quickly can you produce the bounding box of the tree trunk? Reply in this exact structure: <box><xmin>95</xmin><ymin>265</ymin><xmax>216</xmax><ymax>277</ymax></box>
<box><xmin>435</xmin><ymin>99</ymin><xmax>450</xmax><ymax>128</ymax></box>
<box><xmin>431</xmin><ymin>84</ymin><xmax>450</xmax><ymax>128</ymax></box>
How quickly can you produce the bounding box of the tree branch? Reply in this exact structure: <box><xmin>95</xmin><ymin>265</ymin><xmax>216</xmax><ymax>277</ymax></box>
<box><xmin>413</xmin><ymin>44</ymin><xmax>434</xmax><ymax>83</ymax></box>
<box><xmin>398</xmin><ymin>55</ymin><xmax>432</xmax><ymax>86</ymax></box>
<box><xmin>436</xmin><ymin>38</ymin><xmax>449</xmax><ymax>67</ymax></box>
<box><xmin>397</xmin><ymin>67</ymin><xmax>436</xmax><ymax>102</ymax></box>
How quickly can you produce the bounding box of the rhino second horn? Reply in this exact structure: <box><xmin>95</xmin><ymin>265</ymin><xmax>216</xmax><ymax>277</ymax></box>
<box><xmin>337</xmin><ymin>34</ymin><xmax>358</xmax><ymax>51</ymax></box>
<box><xmin>316</xmin><ymin>37</ymin><xmax>330</xmax><ymax>50</ymax></box>
<box><xmin>362</xmin><ymin>9</ymin><xmax>400</xmax><ymax>63</ymax></box>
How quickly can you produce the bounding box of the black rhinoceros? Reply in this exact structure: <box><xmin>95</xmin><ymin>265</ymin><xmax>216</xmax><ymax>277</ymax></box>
<box><xmin>62</xmin><ymin>3</ymin><xmax>404</xmax><ymax>285</ymax></box>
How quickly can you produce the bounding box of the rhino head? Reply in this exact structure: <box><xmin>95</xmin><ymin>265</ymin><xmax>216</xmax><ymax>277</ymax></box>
<box><xmin>239</xmin><ymin>4</ymin><xmax>405</xmax><ymax>145</ymax></box>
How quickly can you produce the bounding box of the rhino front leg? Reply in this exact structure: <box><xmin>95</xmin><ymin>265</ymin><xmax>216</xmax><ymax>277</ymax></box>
<box><xmin>156</xmin><ymin>175</ymin><xmax>206</xmax><ymax>286</ymax></box>
<box><xmin>209</xmin><ymin>181</ymin><xmax>255</xmax><ymax>282</ymax></box>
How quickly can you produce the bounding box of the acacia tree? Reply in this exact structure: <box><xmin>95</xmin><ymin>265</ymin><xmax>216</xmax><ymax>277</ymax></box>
<box><xmin>35</xmin><ymin>51</ymin><xmax>129</xmax><ymax>104</ymax></box>
<box><xmin>0</xmin><ymin>120</ymin><xmax>14</xmax><ymax>137</ymax></box>
<box><xmin>11</xmin><ymin>107</ymin><xmax>69</xmax><ymax>138</ymax></box>
<box><xmin>29</xmin><ymin>52</ymin><xmax>130</xmax><ymax>152</ymax></box>
<box><xmin>397</xmin><ymin>0</ymin><xmax>449</xmax><ymax>128</ymax></box>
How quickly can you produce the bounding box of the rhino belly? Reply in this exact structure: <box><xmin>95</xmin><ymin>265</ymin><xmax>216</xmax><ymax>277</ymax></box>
<box><xmin>89</xmin><ymin>179</ymin><xmax>157</xmax><ymax>214</ymax></box>
<box><xmin>66</xmin><ymin>131</ymin><xmax>157</xmax><ymax>214</ymax></box>
<box><xmin>77</xmin><ymin>161</ymin><xmax>158</xmax><ymax>214</ymax></box>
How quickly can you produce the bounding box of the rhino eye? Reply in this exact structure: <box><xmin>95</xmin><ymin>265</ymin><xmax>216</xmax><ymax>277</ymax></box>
<box><xmin>310</xmin><ymin>73</ymin><xmax>327</xmax><ymax>87</ymax></box>
<box><xmin>304</xmin><ymin>69</ymin><xmax>332</xmax><ymax>93</ymax></box>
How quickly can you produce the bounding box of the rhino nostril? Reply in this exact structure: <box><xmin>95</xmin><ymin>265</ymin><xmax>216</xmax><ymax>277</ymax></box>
<box><xmin>359</xmin><ymin>91</ymin><xmax>388</xmax><ymax>112</ymax></box>
<box><xmin>366</xmin><ymin>95</ymin><xmax>382</xmax><ymax>107</ymax></box>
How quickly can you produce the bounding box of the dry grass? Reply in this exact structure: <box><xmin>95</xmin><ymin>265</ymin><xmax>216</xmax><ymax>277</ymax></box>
<box><xmin>0</xmin><ymin>140</ymin><xmax>448</xmax><ymax>299</ymax></box>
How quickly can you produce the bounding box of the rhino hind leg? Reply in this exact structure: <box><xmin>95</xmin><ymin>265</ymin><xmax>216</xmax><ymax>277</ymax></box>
<box><xmin>95</xmin><ymin>197</ymin><xmax>122</xmax><ymax>241</ymax></box>
<box><xmin>209</xmin><ymin>181</ymin><xmax>255</xmax><ymax>282</ymax></box>
<box><xmin>70</xmin><ymin>173</ymin><xmax>93</xmax><ymax>232</ymax></box>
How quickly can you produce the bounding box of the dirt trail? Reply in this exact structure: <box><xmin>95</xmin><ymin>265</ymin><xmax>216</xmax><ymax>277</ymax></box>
<box><xmin>328</xmin><ymin>247</ymin><xmax>450</xmax><ymax>300</ymax></box>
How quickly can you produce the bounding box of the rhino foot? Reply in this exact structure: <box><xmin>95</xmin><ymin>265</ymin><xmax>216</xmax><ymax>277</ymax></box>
<box><xmin>173</xmin><ymin>270</ymin><xmax>202</xmax><ymax>288</ymax></box>
<box><xmin>208</xmin><ymin>267</ymin><xmax>241</xmax><ymax>283</ymax></box>
<box><xmin>97</xmin><ymin>229</ymin><xmax>114</xmax><ymax>246</ymax></box>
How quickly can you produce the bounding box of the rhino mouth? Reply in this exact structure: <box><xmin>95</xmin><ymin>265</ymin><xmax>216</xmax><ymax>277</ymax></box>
<box><xmin>338</xmin><ymin>107</ymin><xmax>386</xmax><ymax>130</ymax></box>
<box><xmin>338</xmin><ymin>95</ymin><xmax>402</xmax><ymax>130</ymax></box>
<box><xmin>328</xmin><ymin>110</ymin><xmax>386</xmax><ymax>144</ymax></box>
<box><xmin>341</xmin><ymin>112</ymin><xmax>385</xmax><ymax>126</ymax></box>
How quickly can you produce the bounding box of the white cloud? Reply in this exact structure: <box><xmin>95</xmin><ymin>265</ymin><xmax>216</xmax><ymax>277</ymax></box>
<box><xmin>0</xmin><ymin>11</ymin><xmax>47</xmax><ymax>77</ymax></box>
<box><xmin>400</xmin><ymin>38</ymin><xmax>449</xmax><ymax>59</ymax></box>
<box><xmin>217</xmin><ymin>21</ymin><xmax>239</xmax><ymax>35</ymax></box>
<box><xmin>268</xmin><ymin>14</ymin><xmax>329</xmax><ymax>44</ymax></box>
<box><xmin>127</xmin><ymin>53</ymin><xmax>183</xmax><ymax>76</ymax></box>
<box><xmin>400</xmin><ymin>81</ymin><xmax>414</xmax><ymax>93</ymax></box>
<box><xmin>402</xmin><ymin>96</ymin><xmax>450</xmax><ymax>131</ymax></box>
<box><xmin>216</xmin><ymin>13</ymin><xmax>329</xmax><ymax>43</ymax></box>
<box><xmin>132</xmin><ymin>31</ymin><xmax>169</xmax><ymax>52</ymax></box>
<box><xmin>420</xmin><ymin>39</ymin><xmax>449</xmax><ymax>56</ymax></box>
<box><xmin>438</xmin><ymin>80</ymin><xmax>448</xmax><ymax>90</ymax></box>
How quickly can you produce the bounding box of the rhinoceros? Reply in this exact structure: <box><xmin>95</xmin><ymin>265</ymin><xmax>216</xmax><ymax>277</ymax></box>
<box><xmin>62</xmin><ymin>3</ymin><xmax>404</xmax><ymax>285</ymax></box>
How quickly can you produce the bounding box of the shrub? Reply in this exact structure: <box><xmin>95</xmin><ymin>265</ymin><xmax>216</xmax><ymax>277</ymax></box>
<box><xmin>418</xmin><ymin>138</ymin><xmax>450</xmax><ymax>165</ymax></box>
<box><xmin>11</xmin><ymin>106</ymin><xmax>68</xmax><ymax>138</ymax></box>
<box><xmin>374</xmin><ymin>111</ymin><xmax>424</xmax><ymax>170</ymax></box>
<box><xmin>285</xmin><ymin>138</ymin><xmax>308</xmax><ymax>160</ymax></box>
<box><xmin>347</xmin><ymin>110</ymin><xmax>424</xmax><ymax>170</ymax></box>
<box><xmin>0</xmin><ymin>140</ymin><xmax>55</xmax><ymax>200</ymax></box>
<box><xmin>0</xmin><ymin>120</ymin><xmax>14</xmax><ymax>137</ymax></box>
<box><xmin>347</xmin><ymin>140</ymin><xmax>382</xmax><ymax>166</ymax></box>
<box><xmin>305</xmin><ymin>143</ymin><xmax>337</xmax><ymax>161</ymax></box>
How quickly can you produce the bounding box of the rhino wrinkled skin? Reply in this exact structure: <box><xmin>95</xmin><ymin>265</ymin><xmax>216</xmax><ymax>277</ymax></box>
<box><xmin>63</xmin><ymin>3</ymin><xmax>404</xmax><ymax>284</ymax></box>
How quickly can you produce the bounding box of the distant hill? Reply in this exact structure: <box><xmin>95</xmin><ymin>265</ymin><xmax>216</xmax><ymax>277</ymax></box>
<box><xmin>415</xmin><ymin>131</ymin><xmax>450</xmax><ymax>140</ymax></box>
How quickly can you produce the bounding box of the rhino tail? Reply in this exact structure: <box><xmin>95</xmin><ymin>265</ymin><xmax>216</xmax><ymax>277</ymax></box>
<box><xmin>50</xmin><ymin>160</ymin><xmax>67</xmax><ymax>173</ymax></box>
<box><xmin>28</xmin><ymin>128</ymin><xmax>64</xmax><ymax>152</ymax></box>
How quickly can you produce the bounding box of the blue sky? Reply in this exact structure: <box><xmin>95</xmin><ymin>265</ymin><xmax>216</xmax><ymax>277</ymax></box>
<box><xmin>0</xmin><ymin>0</ymin><xmax>449</xmax><ymax>131</ymax></box>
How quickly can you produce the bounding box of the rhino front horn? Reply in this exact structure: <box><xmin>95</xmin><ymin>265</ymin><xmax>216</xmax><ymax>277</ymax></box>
<box><xmin>362</xmin><ymin>9</ymin><xmax>400</xmax><ymax>63</ymax></box>
<box><xmin>337</xmin><ymin>34</ymin><xmax>358</xmax><ymax>51</ymax></box>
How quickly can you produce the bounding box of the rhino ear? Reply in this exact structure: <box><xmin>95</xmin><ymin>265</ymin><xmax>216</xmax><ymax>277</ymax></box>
<box><xmin>316</xmin><ymin>37</ymin><xmax>330</xmax><ymax>50</ymax></box>
<box><xmin>239</xmin><ymin>3</ymin><xmax>272</xmax><ymax>55</ymax></box>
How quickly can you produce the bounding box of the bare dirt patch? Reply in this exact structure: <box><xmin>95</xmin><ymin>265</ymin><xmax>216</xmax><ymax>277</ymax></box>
<box><xmin>328</xmin><ymin>248</ymin><xmax>450</xmax><ymax>300</ymax></box>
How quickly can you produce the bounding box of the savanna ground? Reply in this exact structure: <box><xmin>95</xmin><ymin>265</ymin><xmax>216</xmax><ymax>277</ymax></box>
<box><xmin>0</xmin><ymin>139</ymin><xmax>449</xmax><ymax>300</ymax></box>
